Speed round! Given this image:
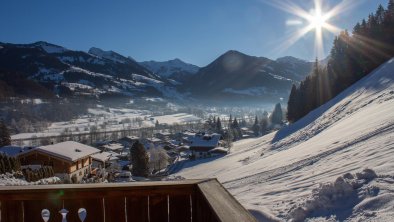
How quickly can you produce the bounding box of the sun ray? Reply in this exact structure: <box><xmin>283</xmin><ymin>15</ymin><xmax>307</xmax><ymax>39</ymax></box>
<box><xmin>261</xmin><ymin>0</ymin><xmax>359</xmax><ymax>59</ymax></box>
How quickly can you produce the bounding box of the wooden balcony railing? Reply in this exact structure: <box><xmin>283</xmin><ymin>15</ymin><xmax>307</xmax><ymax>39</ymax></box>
<box><xmin>0</xmin><ymin>179</ymin><xmax>257</xmax><ymax>222</ymax></box>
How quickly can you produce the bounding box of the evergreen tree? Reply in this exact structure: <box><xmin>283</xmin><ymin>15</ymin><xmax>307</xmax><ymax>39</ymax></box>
<box><xmin>0</xmin><ymin>120</ymin><xmax>11</xmax><ymax>147</ymax></box>
<box><xmin>216</xmin><ymin>117</ymin><xmax>222</xmax><ymax>133</ymax></box>
<box><xmin>231</xmin><ymin>118</ymin><xmax>242</xmax><ymax>140</ymax></box>
<box><xmin>252</xmin><ymin>116</ymin><xmax>260</xmax><ymax>136</ymax></box>
<box><xmin>287</xmin><ymin>84</ymin><xmax>299</xmax><ymax>123</ymax></box>
<box><xmin>270</xmin><ymin>103</ymin><xmax>283</xmax><ymax>126</ymax></box>
<box><xmin>130</xmin><ymin>141</ymin><xmax>150</xmax><ymax>177</ymax></box>
<box><xmin>260</xmin><ymin>116</ymin><xmax>269</xmax><ymax>135</ymax></box>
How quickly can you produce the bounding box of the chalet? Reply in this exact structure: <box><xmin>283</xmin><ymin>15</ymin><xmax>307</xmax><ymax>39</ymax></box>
<box><xmin>18</xmin><ymin>141</ymin><xmax>100</xmax><ymax>183</ymax></box>
<box><xmin>189</xmin><ymin>133</ymin><xmax>221</xmax><ymax>158</ymax></box>
<box><xmin>91</xmin><ymin>151</ymin><xmax>119</xmax><ymax>168</ymax></box>
<box><xmin>100</xmin><ymin>143</ymin><xmax>124</xmax><ymax>154</ymax></box>
<box><xmin>118</xmin><ymin>136</ymin><xmax>139</xmax><ymax>147</ymax></box>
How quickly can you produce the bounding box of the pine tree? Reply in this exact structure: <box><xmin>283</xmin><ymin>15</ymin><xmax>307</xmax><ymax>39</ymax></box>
<box><xmin>270</xmin><ymin>103</ymin><xmax>283</xmax><ymax>126</ymax></box>
<box><xmin>252</xmin><ymin>116</ymin><xmax>260</xmax><ymax>136</ymax></box>
<box><xmin>260</xmin><ymin>117</ymin><xmax>268</xmax><ymax>135</ymax></box>
<box><xmin>216</xmin><ymin>117</ymin><xmax>222</xmax><ymax>133</ymax></box>
<box><xmin>0</xmin><ymin>120</ymin><xmax>11</xmax><ymax>147</ymax></box>
<box><xmin>287</xmin><ymin>84</ymin><xmax>298</xmax><ymax>123</ymax></box>
<box><xmin>130</xmin><ymin>141</ymin><xmax>150</xmax><ymax>177</ymax></box>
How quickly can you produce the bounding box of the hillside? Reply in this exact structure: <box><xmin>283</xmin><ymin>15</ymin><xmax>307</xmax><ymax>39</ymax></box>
<box><xmin>0</xmin><ymin>42</ymin><xmax>182</xmax><ymax>100</ymax></box>
<box><xmin>175</xmin><ymin>58</ymin><xmax>394</xmax><ymax>221</ymax></box>
<box><xmin>140</xmin><ymin>58</ymin><xmax>200</xmax><ymax>82</ymax></box>
<box><xmin>184</xmin><ymin>50</ymin><xmax>312</xmax><ymax>102</ymax></box>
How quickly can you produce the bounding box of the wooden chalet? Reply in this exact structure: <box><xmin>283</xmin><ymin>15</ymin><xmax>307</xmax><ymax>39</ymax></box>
<box><xmin>18</xmin><ymin>141</ymin><xmax>100</xmax><ymax>183</ymax></box>
<box><xmin>190</xmin><ymin>133</ymin><xmax>221</xmax><ymax>158</ymax></box>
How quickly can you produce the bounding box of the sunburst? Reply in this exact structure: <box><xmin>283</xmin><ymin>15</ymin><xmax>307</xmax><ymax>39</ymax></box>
<box><xmin>262</xmin><ymin>0</ymin><xmax>358</xmax><ymax>59</ymax></box>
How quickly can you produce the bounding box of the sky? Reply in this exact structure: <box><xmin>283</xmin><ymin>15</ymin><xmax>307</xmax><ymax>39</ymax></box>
<box><xmin>0</xmin><ymin>0</ymin><xmax>389</xmax><ymax>66</ymax></box>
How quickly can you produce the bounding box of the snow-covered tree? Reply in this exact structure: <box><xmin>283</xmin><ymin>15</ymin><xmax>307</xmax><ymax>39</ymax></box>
<box><xmin>149</xmin><ymin>147</ymin><xmax>169</xmax><ymax>172</ymax></box>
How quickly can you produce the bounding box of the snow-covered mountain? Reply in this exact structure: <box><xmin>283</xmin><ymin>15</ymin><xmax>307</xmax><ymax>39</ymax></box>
<box><xmin>175</xmin><ymin>58</ymin><xmax>394</xmax><ymax>221</ymax></box>
<box><xmin>184</xmin><ymin>50</ymin><xmax>313</xmax><ymax>103</ymax></box>
<box><xmin>89</xmin><ymin>47</ymin><xmax>135</xmax><ymax>64</ymax></box>
<box><xmin>0</xmin><ymin>42</ymin><xmax>184</xmax><ymax>100</ymax></box>
<box><xmin>140</xmin><ymin>58</ymin><xmax>200</xmax><ymax>82</ymax></box>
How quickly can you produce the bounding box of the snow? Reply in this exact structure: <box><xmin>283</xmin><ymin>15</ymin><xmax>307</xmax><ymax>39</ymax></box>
<box><xmin>91</xmin><ymin>151</ymin><xmax>119</xmax><ymax>162</ymax></box>
<box><xmin>153</xmin><ymin>113</ymin><xmax>201</xmax><ymax>125</ymax></box>
<box><xmin>140</xmin><ymin>58</ymin><xmax>199</xmax><ymax>77</ymax></box>
<box><xmin>175</xmin><ymin>58</ymin><xmax>394</xmax><ymax>221</ymax></box>
<box><xmin>88</xmin><ymin>47</ymin><xmax>128</xmax><ymax>64</ymax></box>
<box><xmin>33</xmin><ymin>42</ymin><xmax>68</xmax><ymax>54</ymax></box>
<box><xmin>33</xmin><ymin>141</ymin><xmax>100</xmax><ymax>162</ymax></box>
<box><xmin>0</xmin><ymin>173</ymin><xmax>61</xmax><ymax>186</ymax></box>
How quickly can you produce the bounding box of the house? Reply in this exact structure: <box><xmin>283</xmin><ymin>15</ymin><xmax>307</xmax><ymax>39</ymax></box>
<box><xmin>100</xmin><ymin>143</ymin><xmax>124</xmax><ymax>154</ymax></box>
<box><xmin>142</xmin><ymin>137</ymin><xmax>163</xmax><ymax>149</ymax></box>
<box><xmin>189</xmin><ymin>133</ymin><xmax>221</xmax><ymax>158</ymax></box>
<box><xmin>208</xmin><ymin>147</ymin><xmax>228</xmax><ymax>156</ymax></box>
<box><xmin>18</xmin><ymin>141</ymin><xmax>100</xmax><ymax>183</ymax></box>
<box><xmin>91</xmin><ymin>151</ymin><xmax>119</xmax><ymax>169</ymax></box>
<box><xmin>155</xmin><ymin>131</ymin><xmax>172</xmax><ymax>140</ymax></box>
<box><xmin>118</xmin><ymin>136</ymin><xmax>139</xmax><ymax>148</ymax></box>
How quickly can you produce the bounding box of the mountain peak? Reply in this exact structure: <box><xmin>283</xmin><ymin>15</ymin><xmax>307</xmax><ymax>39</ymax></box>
<box><xmin>31</xmin><ymin>41</ymin><xmax>68</xmax><ymax>54</ymax></box>
<box><xmin>88</xmin><ymin>47</ymin><xmax>129</xmax><ymax>64</ymax></box>
<box><xmin>276</xmin><ymin>56</ymin><xmax>308</xmax><ymax>64</ymax></box>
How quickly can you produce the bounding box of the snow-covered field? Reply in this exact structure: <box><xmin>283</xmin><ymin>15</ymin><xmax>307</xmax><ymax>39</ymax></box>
<box><xmin>175</xmin><ymin>58</ymin><xmax>394</xmax><ymax>221</ymax></box>
<box><xmin>11</xmin><ymin>106</ymin><xmax>201</xmax><ymax>140</ymax></box>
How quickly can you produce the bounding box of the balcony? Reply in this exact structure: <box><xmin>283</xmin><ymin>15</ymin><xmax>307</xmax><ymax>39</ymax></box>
<box><xmin>0</xmin><ymin>179</ymin><xmax>257</xmax><ymax>222</ymax></box>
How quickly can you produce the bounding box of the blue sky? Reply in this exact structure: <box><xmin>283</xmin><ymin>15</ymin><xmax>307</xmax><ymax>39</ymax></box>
<box><xmin>0</xmin><ymin>0</ymin><xmax>388</xmax><ymax>66</ymax></box>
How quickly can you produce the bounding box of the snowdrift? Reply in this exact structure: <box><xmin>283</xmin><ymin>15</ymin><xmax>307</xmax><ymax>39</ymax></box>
<box><xmin>175</xmin><ymin>58</ymin><xmax>394</xmax><ymax>221</ymax></box>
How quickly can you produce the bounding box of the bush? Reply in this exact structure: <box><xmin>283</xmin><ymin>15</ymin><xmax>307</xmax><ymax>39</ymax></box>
<box><xmin>22</xmin><ymin>166</ymin><xmax>55</xmax><ymax>182</ymax></box>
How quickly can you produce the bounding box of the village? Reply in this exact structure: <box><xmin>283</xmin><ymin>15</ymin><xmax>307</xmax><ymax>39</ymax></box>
<box><xmin>0</xmin><ymin>103</ymin><xmax>284</xmax><ymax>185</ymax></box>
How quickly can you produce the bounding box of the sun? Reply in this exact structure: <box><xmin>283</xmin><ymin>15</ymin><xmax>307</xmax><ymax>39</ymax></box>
<box><xmin>263</xmin><ymin>0</ymin><xmax>354</xmax><ymax>58</ymax></box>
<box><xmin>308</xmin><ymin>9</ymin><xmax>328</xmax><ymax>30</ymax></box>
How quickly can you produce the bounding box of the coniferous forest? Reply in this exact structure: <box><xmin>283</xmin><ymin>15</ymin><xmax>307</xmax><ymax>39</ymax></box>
<box><xmin>287</xmin><ymin>1</ymin><xmax>394</xmax><ymax>123</ymax></box>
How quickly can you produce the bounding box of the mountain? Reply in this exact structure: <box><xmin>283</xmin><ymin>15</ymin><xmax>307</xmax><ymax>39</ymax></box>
<box><xmin>0</xmin><ymin>42</ymin><xmax>183</xmax><ymax>100</ymax></box>
<box><xmin>184</xmin><ymin>50</ymin><xmax>312</xmax><ymax>102</ymax></box>
<box><xmin>140</xmin><ymin>58</ymin><xmax>200</xmax><ymax>82</ymax></box>
<box><xmin>175</xmin><ymin>58</ymin><xmax>394</xmax><ymax>221</ymax></box>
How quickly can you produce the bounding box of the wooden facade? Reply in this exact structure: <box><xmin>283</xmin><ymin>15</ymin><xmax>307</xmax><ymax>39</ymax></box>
<box><xmin>18</xmin><ymin>150</ymin><xmax>92</xmax><ymax>181</ymax></box>
<box><xmin>0</xmin><ymin>179</ymin><xmax>257</xmax><ymax>222</ymax></box>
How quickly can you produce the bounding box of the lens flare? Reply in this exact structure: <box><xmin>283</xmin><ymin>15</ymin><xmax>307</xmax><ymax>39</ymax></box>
<box><xmin>261</xmin><ymin>0</ymin><xmax>359</xmax><ymax>59</ymax></box>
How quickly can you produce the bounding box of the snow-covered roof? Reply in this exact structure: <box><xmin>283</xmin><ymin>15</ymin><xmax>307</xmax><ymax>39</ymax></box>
<box><xmin>190</xmin><ymin>133</ymin><xmax>221</xmax><ymax>148</ymax></box>
<box><xmin>36</xmin><ymin>141</ymin><xmax>100</xmax><ymax>162</ymax></box>
<box><xmin>102</xmin><ymin>143</ymin><xmax>124</xmax><ymax>151</ymax></box>
<box><xmin>209</xmin><ymin>147</ymin><xmax>228</xmax><ymax>154</ymax></box>
<box><xmin>91</xmin><ymin>151</ymin><xmax>119</xmax><ymax>162</ymax></box>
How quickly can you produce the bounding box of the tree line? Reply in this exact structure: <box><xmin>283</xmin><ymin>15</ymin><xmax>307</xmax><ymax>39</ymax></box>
<box><xmin>288</xmin><ymin>1</ymin><xmax>394</xmax><ymax>122</ymax></box>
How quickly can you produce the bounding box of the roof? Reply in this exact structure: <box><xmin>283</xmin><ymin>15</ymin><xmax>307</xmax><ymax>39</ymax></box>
<box><xmin>209</xmin><ymin>147</ymin><xmax>228</xmax><ymax>154</ymax></box>
<box><xmin>35</xmin><ymin>141</ymin><xmax>100</xmax><ymax>162</ymax></box>
<box><xmin>119</xmin><ymin>136</ymin><xmax>139</xmax><ymax>141</ymax></box>
<box><xmin>190</xmin><ymin>133</ymin><xmax>221</xmax><ymax>148</ymax></box>
<box><xmin>91</xmin><ymin>151</ymin><xmax>119</xmax><ymax>162</ymax></box>
<box><xmin>102</xmin><ymin>143</ymin><xmax>124</xmax><ymax>151</ymax></box>
<box><xmin>0</xmin><ymin>146</ymin><xmax>31</xmax><ymax>157</ymax></box>
<box><xmin>190</xmin><ymin>147</ymin><xmax>215</xmax><ymax>152</ymax></box>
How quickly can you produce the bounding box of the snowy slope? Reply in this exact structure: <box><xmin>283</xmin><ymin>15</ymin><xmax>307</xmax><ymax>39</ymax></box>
<box><xmin>140</xmin><ymin>58</ymin><xmax>199</xmax><ymax>78</ymax></box>
<box><xmin>175</xmin><ymin>58</ymin><xmax>394</xmax><ymax>221</ymax></box>
<box><xmin>88</xmin><ymin>47</ymin><xmax>130</xmax><ymax>64</ymax></box>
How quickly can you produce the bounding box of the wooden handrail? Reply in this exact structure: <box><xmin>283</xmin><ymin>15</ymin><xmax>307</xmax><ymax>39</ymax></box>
<box><xmin>0</xmin><ymin>179</ymin><xmax>257</xmax><ymax>222</ymax></box>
